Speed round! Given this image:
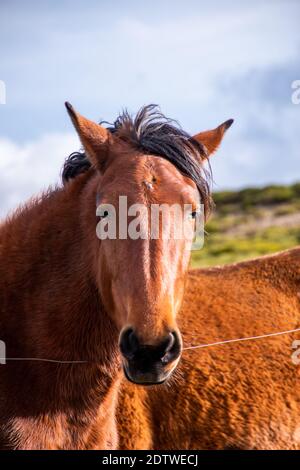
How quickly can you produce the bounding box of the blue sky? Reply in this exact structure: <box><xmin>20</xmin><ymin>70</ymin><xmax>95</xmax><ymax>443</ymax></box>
<box><xmin>0</xmin><ymin>0</ymin><xmax>299</xmax><ymax>217</ymax></box>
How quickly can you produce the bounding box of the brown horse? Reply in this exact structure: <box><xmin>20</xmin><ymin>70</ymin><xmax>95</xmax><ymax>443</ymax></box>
<box><xmin>118</xmin><ymin>246</ymin><xmax>300</xmax><ymax>449</ymax></box>
<box><xmin>0</xmin><ymin>103</ymin><xmax>230</xmax><ymax>449</ymax></box>
<box><xmin>0</xmin><ymin>104</ymin><xmax>299</xmax><ymax>450</ymax></box>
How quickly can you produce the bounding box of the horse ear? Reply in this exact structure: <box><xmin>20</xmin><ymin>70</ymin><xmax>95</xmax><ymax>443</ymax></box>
<box><xmin>192</xmin><ymin>119</ymin><xmax>234</xmax><ymax>158</ymax></box>
<box><xmin>65</xmin><ymin>102</ymin><xmax>111</xmax><ymax>170</ymax></box>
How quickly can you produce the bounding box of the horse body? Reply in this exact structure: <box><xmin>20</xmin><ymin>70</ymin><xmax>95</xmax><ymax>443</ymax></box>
<box><xmin>1</xmin><ymin>103</ymin><xmax>299</xmax><ymax>450</ymax></box>
<box><xmin>0</xmin><ymin>174</ymin><xmax>121</xmax><ymax>449</ymax></box>
<box><xmin>118</xmin><ymin>248</ymin><xmax>300</xmax><ymax>449</ymax></box>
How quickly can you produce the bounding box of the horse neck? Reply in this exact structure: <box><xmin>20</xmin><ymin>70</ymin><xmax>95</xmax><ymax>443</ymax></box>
<box><xmin>0</xmin><ymin>173</ymin><xmax>120</xmax><ymax>406</ymax></box>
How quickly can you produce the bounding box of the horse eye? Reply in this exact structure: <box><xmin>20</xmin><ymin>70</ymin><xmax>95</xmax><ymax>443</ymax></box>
<box><xmin>190</xmin><ymin>211</ymin><xmax>198</xmax><ymax>219</ymax></box>
<box><xmin>101</xmin><ymin>210</ymin><xmax>109</xmax><ymax>219</ymax></box>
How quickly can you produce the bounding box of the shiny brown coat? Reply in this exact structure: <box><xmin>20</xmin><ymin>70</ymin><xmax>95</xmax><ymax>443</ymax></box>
<box><xmin>118</xmin><ymin>248</ymin><xmax>300</xmax><ymax>449</ymax></box>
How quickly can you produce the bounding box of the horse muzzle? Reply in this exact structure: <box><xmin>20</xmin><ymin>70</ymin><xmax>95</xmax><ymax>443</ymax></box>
<box><xmin>119</xmin><ymin>328</ymin><xmax>182</xmax><ymax>385</ymax></box>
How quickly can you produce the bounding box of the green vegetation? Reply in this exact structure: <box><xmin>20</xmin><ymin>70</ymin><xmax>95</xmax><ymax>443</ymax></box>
<box><xmin>213</xmin><ymin>183</ymin><xmax>300</xmax><ymax>209</ymax></box>
<box><xmin>191</xmin><ymin>183</ymin><xmax>300</xmax><ymax>268</ymax></box>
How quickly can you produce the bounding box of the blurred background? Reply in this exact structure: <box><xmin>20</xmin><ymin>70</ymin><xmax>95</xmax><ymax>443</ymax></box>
<box><xmin>0</xmin><ymin>0</ymin><xmax>299</xmax><ymax>266</ymax></box>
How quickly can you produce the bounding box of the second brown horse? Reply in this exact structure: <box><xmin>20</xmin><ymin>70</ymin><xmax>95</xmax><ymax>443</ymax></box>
<box><xmin>118</xmin><ymin>246</ymin><xmax>300</xmax><ymax>449</ymax></box>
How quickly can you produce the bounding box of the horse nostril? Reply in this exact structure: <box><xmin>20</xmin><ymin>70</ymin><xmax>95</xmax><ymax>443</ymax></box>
<box><xmin>165</xmin><ymin>332</ymin><xmax>175</xmax><ymax>352</ymax></box>
<box><xmin>161</xmin><ymin>331</ymin><xmax>181</xmax><ymax>363</ymax></box>
<box><xmin>159</xmin><ymin>332</ymin><xmax>175</xmax><ymax>356</ymax></box>
<box><xmin>119</xmin><ymin>328</ymin><xmax>139</xmax><ymax>360</ymax></box>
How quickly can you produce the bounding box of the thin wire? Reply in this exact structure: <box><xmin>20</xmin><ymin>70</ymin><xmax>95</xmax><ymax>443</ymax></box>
<box><xmin>182</xmin><ymin>326</ymin><xmax>300</xmax><ymax>351</ymax></box>
<box><xmin>0</xmin><ymin>326</ymin><xmax>299</xmax><ymax>363</ymax></box>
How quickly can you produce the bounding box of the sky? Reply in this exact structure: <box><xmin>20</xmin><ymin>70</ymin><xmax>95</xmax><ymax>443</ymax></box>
<box><xmin>0</xmin><ymin>0</ymin><xmax>299</xmax><ymax>218</ymax></box>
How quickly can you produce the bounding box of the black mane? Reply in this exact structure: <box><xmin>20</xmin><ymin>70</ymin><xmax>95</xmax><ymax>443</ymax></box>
<box><xmin>62</xmin><ymin>104</ymin><xmax>212</xmax><ymax>215</ymax></box>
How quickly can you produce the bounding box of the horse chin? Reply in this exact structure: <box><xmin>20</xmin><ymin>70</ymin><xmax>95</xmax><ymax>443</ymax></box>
<box><xmin>122</xmin><ymin>364</ymin><xmax>170</xmax><ymax>386</ymax></box>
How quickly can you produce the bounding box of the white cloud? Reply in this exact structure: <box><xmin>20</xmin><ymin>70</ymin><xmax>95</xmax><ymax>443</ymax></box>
<box><xmin>2</xmin><ymin>1</ymin><xmax>299</xmax><ymax>115</ymax></box>
<box><xmin>211</xmin><ymin>104</ymin><xmax>300</xmax><ymax>189</ymax></box>
<box><xmin>0</xmin><ymin>0</ymin><xmax>299</xmax><ymax>216</ymax></box>
<box><xmin>0</xmin><ymin>133</ymin><xmax>79</xmax><ymax>219</ymax></box>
